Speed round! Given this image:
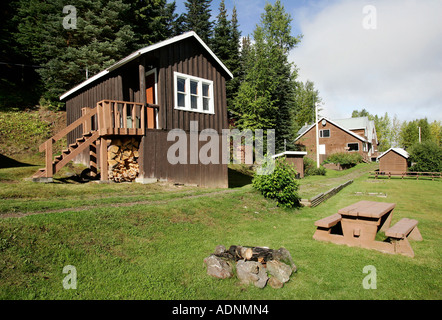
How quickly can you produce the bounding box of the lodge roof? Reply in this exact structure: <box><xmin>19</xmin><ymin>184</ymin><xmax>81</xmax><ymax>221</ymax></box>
<box><xmin>294</xmin><ymin>117</ymin><xmax>368</xmax><ymax>143</ymax></box>
<box><xmin>60</xmin><ymin>32</ymin><xmax>233</xmax><ymax>101</ymax></box>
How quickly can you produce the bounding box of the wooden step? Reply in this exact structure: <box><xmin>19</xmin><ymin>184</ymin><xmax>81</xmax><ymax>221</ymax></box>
<box><xmin>69</xmin><ymin>143</ymin><xmax>79</xmax><ymax>149</ymax></box>
<box><xmin>32</xmin><ymin>168</ymin><xmax>46</xmax><ymax>178</ymax></box>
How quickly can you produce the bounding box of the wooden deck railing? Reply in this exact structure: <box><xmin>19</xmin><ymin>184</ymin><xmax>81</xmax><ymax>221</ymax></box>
<box><xmin>96</xmin><ymin>100</ymin><xmax>160</xmax><ymax>136</ymax></box>
<box><xmin>37</xmin><ymin>99</ymin><xmax>159</xmax><ymax>179</ymax></box>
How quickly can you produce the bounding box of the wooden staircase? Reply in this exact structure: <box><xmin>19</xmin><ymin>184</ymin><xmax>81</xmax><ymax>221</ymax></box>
<box><xmin>32</xmin><ymin>130</ymin><xmax>100</xmax><ymax>180</ymax></box>
<box><xmin>32</xmin><ymin>99</ymin><xmax>158</xmax><ymax>182</ymax></box>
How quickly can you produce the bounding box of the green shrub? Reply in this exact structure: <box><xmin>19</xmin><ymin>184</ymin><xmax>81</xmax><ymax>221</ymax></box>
<box><xmin>252</xmin><ymin>157</ymin><xmax>300</xmax><ymax>208</ymax></box>
<box><xmin>303</xmin><ymin>157</ymin><xmax>326</xmax><ymax>176</ymax></box>
<box><xmin>408</xmin><ymin>141</ymin><xmax>442</xmax><ymax>172</ymax></box>
<box><xmin>323</xmin><ymin>152</ymin><xmax>363</xmax><ymax>166</ymax></box>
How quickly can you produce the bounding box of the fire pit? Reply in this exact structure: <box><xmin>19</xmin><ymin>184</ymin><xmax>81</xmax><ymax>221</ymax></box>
<box><xmin>204</xmin><ymin>245</ymin><xmax>297</xmax><ymax>289</ymax></box>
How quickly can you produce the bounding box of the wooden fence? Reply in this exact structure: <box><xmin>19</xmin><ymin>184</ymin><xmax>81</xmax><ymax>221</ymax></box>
<box><xmin>371</xmin><ymin>171</ymin><xmax>441</xmax><ymax>180</ymax></box>
<box><xmin>300</xmin><ymin>180</ymin><xmax>354</xmax><ymax>207</ymax></box>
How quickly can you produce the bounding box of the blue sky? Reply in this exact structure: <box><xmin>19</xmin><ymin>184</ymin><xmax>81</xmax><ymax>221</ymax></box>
<box><xmin>173</xmin><ymin>0</ymin><xmax>442</xmax><ymax>123</ymax></box>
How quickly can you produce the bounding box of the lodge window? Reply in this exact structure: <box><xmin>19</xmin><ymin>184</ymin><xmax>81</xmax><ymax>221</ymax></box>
<box><xmin>347</xmin><ymin>143</ymin><xmax>359</xmax><ymax>151</ymax></box>
<box><xmin>174</xmin><ymin>72</ymin><xmax>214</xmax><ymax>114</ymax></box>
<box><xmin>319</xmin><ymin>129</ymin><xmax>330</xmax><ymax>138</ymax></box>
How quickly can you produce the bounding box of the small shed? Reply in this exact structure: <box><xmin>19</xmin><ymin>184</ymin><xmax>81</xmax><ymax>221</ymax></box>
<box><xmin>377</xmin><ymin>148</ymin><xmax>409</xmax><ymax>174</ymax></box>
<box><xmin>272</xmin><ymin>151</ymin><xmax>307</xmax><ymax>178</ymax></box>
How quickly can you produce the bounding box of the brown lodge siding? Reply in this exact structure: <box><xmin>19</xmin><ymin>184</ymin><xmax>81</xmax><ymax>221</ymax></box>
<box><xmin>295</xmin><ymin>121</ymin><xmax>365</xmax><ymax>163</ymax></box>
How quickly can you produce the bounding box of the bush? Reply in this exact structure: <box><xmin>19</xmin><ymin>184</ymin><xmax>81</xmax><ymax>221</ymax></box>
<box><xmin>408</xmin><ymin>141</ymin><xmax>442</xmax><ymax>172</ymax></box>
<box><xmin>252</xmin><ymin>157</ymin><xmax>300</xmax><ymax>208</ymax></box>
<box><xmin>303</xmin><ymin>157</ymin><xmax>326</xmax><ymax>176</ymax></box>
<box><xmin>323</xmin><ymin>152</ymin><xmax>363</xmax><ymax>167</ymax></box>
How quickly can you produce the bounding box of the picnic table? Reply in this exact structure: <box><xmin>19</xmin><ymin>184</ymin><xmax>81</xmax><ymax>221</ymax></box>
<box><xmin>313</xmin><ymin>200</ymin><xmax>422</xmax><ymax>257</ymax></box>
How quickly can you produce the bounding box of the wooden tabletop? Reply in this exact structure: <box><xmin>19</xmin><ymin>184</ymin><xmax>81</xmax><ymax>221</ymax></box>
<box><xmin>338</xmin><ymin>200</ymin><xmax>396</xmax><ymax>218</ymax></box>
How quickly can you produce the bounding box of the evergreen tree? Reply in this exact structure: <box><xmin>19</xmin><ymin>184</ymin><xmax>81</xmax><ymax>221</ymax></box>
<box><xmin>293</xmin><ymin>80</ymin><xmax>322</xmax><ymax>132</ymax></box>
<box><xmin>127</xmin><ymin>0</ymin><xmax>182</xmax><ymax>48</ymax></box>
<box><xmin>183</xmin><ymin>0</ymin><xmax>213</xmax><ymax>44</ymax></box>
<box><xmin>212</xmin><ymin>1</ymin><xmax>241</xmax><ymax>110</ymax></box>
<box><xmin>14</xmin><ymin>0</ymin><xmax>136</xmax><ymax>100</ymax></box>
<box><xmin>232</xmin><ymin>0</ymin><xmax>301</xmax><ymax>152</ymax></box>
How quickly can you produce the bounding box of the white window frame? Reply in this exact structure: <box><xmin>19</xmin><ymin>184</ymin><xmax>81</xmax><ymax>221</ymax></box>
<box><xmin>319</xmin><ymin>129</ymin><xmax>330</xmax><ymax>138</ymax></box>
<box><xmin>173</xmin><ymin>72</ymin><xmax>214</xmax><ymax>114</ymax></box>
<box><xmin>347</xmin><ymin>142</ymin><xmax>359</xmax><ymax>152</ymax></box>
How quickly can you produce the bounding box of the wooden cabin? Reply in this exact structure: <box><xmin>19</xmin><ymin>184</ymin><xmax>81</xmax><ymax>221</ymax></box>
<box><xmin>272</xmin><ymin>151</ymin><xmax>307</xmax><ymax>178</ymax></box>
<box><xmin>32</xmin><ymin>32</ymin><xmax>233</xmax><ymax>188</ymax></box>
<box><xmin>294</xmin><ymin>117</ymin><xmax>376</xmax><ymax>163</ymax></box>
<box><xmin>377</xmin><ymin>148</ymin><xmax>409</xmax><ymax>174</ymax></box>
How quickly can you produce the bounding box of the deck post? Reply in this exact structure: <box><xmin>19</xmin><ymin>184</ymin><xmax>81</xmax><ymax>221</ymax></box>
<box><xmin>100</xmin><ymin>137</ymin><xmax>108</xmax><ymax>181</ymax></box>
<box><xmin>45</xmin><ymin>139</ymin><xmax>53</xmax><ymax>177</ymax></box>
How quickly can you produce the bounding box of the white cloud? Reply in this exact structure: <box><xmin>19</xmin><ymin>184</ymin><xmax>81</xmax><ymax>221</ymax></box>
<box><xmin>290</xmin><ymin>0</ymin><xmax>442</xmax><ymax>122</ymax></box>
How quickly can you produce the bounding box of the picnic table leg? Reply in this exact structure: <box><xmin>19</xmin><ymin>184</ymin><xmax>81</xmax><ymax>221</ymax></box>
<box><xmin>379</xmin><ymin>210</ymin><xmax>393</xmax><ymax>232</ymax></box>
<box><xmin>392</xmin><ymin>238</ymin><xmax>415</xmax><ymax>257</ymax></box>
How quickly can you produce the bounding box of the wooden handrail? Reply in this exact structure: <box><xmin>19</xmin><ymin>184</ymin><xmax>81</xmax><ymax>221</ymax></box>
<box><xmin>39</xmin><ymin>107</ymin><xmax>98</xmax><ymax>152</ymax></box>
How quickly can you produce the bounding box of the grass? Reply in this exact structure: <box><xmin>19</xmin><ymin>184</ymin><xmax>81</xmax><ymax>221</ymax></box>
<box><xmin>0</xmin><ymin>162</ymin><xmax>441</xmax><ymax>300</ymax></box>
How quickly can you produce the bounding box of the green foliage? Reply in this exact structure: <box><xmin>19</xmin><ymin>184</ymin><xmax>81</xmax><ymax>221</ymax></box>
<box><xmin>293</xmin><ymin>80</ymin><xmax>322</xmax><ymax>129</ymax></box>
<box><xmin>400</xmin><ymin>118</ymin><xmax>432</xmax><ymax>150</ymax></box>
<box><xmin>303</xmin><ymin>157</ymin><xmax>326</xmax><ymax>176</ymax></box>
<box><xmin>183</xmin><ymin>0</ymin><xmax>213</xmax><ymax>44</ymax></box>
<box><xmin>212</xmin><ymin>1</ymin><xmax>241</xmax><ymax>110</ymax></box>
<box><xmin>408</xmin><ymin>141</ymin><xmax>442</xmax><ymax>172</ymax></box>
<box><xmin>252</xmin><ymin>157</ymin><xmax>300</xmax><ymax>208</ymax></box>
<box><xmin>0</xmin><ymin>110</ymin><xmax>50</xmax><ymax>153</ymax></box>
<box><xmin>232</xmin><ymin>0</ymin><xmax>301</xmax><ymax>152</ymax></box>
<box><xmin>323</xmin><ymin>152</ymin><xmax>363</xmax><ymax>167</ymax></box>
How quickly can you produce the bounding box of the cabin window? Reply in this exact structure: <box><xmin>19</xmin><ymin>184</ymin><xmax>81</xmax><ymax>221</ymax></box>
<box><xmin>347</xmin><ymin>143</ymin><xmax>359</xmax><ymax>151</ymax></box>
<box><xmin>174</xmin><ymin>72</ymin><xmax>214</xmax><ymax>114</ymax></box>
<box><xmin>319</xmin><ymin>129</ymin><xmax>330</xmax><ymax>138</ymax></box>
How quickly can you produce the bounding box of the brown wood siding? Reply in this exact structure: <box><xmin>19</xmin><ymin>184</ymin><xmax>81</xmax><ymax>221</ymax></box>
<box><xmin>142</xmin><ymin>129</ymin><xmax>228</xmax><ymax>188</ymax></box>
<box><xmin>285</xmin><ymin>155</ymin><xmax>305</xmax><ymax>178</ymax></box>
<box><xmin>155</xmin><ymin>37</ymin><xmax>227</xmax><ymax>133</ymax></box>
<box><xmin>295</xmin><ymin>121</ymin><xmax>366</xmax><ymax>162</ymax></box>
<box><xmin>379</xmin><ymin>151</ymin><xmax>408</xmax><ymax>173</ymax></box>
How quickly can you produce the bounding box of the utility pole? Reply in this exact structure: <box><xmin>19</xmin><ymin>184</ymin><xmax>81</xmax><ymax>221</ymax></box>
<box><xmin>315</xmin><ymin>101</ymin><xmax>320</xmax><ymax>168</ymax></box>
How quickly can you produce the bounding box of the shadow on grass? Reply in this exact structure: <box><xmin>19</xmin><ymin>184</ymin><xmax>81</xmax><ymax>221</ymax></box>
<box><xmin>0</xmin><ymin>154</ymin><xmax>34</xmax><ymax>169</ymax></box>
<box><xmin>228</xmin><ymin>167</ymin><xmax>253</xmax><ymax>188</ymax></box>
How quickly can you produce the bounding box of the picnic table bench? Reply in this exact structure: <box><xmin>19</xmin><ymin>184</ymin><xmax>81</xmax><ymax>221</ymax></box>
<box><xmin>313</xmin><ymin>201</ymin><xmax>422</xmax><ymax>257</ymax></box>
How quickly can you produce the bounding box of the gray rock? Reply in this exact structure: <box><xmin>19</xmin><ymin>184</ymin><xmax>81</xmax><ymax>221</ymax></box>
<box><xmin>266</xmin><ymin>259</ymin><xmax>292</xmax><ymax>283</ymax></box>
<box><xmin>273</xmin><ymin>247</ymin><xmax>297</xmax><ymax>273</ymax></box>
<box><xmin>268</xmin><ymin>277</ymin><xmax>284</xmax><ymax>289</ymax></box>
<box><xmin>204</xmin><ymin>255</ymin><xmax>233</xmax><ymax>279</ymax></box>
<box><xmin>214</xmin><ymin>245</ymin><xmax>226</xmax><ymax>255</ymax></box>
<box><xmin>236</xmin><ymin>260</ymin><xmax>268</xmax><ymax>288</ymax></box>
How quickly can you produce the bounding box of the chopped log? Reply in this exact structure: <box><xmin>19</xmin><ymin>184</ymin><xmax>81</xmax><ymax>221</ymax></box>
<box><xmin>225</xmin><ymin>245</ymin><xmax>275</xmax><ymax>263</ymax></box>
<box><xmin>107</xmin><ymin>137</ymin><xmax>141</xmax><ymax>182</ymax></box>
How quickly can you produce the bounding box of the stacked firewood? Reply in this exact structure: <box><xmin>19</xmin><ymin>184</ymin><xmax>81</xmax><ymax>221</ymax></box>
<box><xmin>107</xmin><ymin>137</ymin><xmax>140</xmax><ymax>182</ymax></box>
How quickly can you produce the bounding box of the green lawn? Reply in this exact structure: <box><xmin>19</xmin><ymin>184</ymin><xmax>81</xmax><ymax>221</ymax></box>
<box><xmin>0</xmin><ymin>163</ymin><xmax>440</xmax><ymax>300</ymax></box>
